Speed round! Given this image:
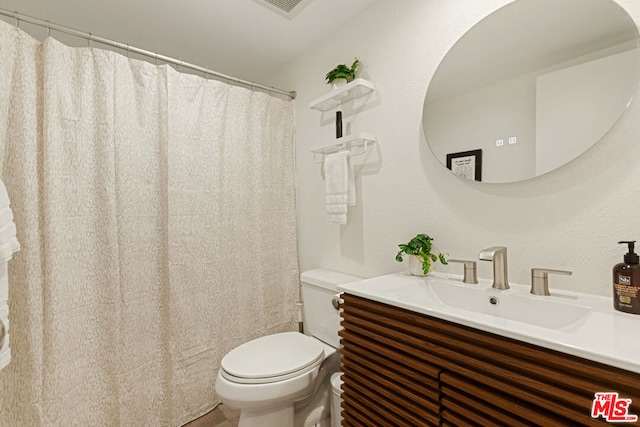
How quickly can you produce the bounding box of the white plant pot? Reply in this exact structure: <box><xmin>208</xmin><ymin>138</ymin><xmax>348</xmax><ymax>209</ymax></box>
<box><xmin>408</xmin><ymin>255</ymin><xmax>429</xmax><ymax>276</ymax></box>
<box><xmin>331</xmin><ymin>78</ymin><xmax>348</xmax><ymax>91</ymax></box>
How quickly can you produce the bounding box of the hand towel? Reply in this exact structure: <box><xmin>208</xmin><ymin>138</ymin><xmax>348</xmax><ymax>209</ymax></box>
<box><xmin>0</xmin><ymin>182</ymin><xmax>19</xmax><ymax>263</ymax></box>
<box><xmin>0</xmin><ymin>179</ymin><xmax>20</xmax><ymax>372</ymax></box>
<box><xmin>324</xmin><ymin>151</ymin><xmax>356</xmax><ymax>224</ymax></box>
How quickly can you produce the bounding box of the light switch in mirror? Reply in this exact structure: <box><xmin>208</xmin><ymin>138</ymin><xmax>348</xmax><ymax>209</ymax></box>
<box><xmin>423</xmin><ymin>0</ymin><xmax>640</xmax><ymax>183</ymax></box>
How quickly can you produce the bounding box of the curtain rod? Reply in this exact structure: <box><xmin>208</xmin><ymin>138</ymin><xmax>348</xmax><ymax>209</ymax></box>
<box><xmin>0</xmin><ymin>8</ymin><xmax>297</xmax><ymax>100</ymax></box>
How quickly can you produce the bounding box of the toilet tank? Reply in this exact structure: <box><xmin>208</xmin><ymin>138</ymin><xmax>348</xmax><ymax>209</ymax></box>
<box><xmin>300</xmin><ymin>269</ymin><xmax>361</xmax><ymax>348</ymax></box>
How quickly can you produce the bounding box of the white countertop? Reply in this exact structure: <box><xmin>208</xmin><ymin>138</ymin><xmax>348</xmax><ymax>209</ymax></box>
<box><xmin>338</xmin><ymin>272</ymin><xmax>640</xmax><ymax>374</ymax></box>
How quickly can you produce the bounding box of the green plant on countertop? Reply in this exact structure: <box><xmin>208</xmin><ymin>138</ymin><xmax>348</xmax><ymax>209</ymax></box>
<box><xmin>395</xmin><ymin>233</ymin><xmax>448</xmax><ymax>275</ymax></box>
<box><xmin>325</xmin><ymin>57</ymin><xmax>360</xmax><ymax>85</ymax></box>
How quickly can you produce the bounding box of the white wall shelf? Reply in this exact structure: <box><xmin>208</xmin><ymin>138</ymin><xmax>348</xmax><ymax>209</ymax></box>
<box><xmin>311</xmin><ymin>132</ymin><xmax>377</xmax><ymax>162</ymax></box>
<box><xmin>309</xmin><ymin>78</ymin><xmax>375</xmax><ymax>111</ymax></box>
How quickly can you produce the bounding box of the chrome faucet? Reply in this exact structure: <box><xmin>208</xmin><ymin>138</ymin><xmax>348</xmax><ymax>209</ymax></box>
<box><xmin>479</xmin><ymin>246</ymin><xmax>510</xmax><ymax>290</ymax></box>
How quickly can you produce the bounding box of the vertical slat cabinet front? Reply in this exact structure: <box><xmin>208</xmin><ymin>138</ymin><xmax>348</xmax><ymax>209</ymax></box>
<box><xmin>339</xmin><ymin>294</ymin><xmax>441</xmax><ymax>426</ymax></box>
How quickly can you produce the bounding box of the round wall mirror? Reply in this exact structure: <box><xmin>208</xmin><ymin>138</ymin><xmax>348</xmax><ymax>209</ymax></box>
<box><xmin>423</xmin><ymin>0</ymin><xmax>640</xmax><ymax>183</ymax></box>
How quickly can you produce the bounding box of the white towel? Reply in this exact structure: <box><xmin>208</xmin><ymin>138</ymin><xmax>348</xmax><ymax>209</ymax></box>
<box><xmin>324</xmin><ymin>151</ymin><xmax>356</xmax><ymax>224</ymax></box>
<box><xmin>0</xmin><ymin>179</ymin><xmax>19</xmax><ymax>372</ymax></box>
<box><xmin>0</xmin><ymin>230</ymin><xmax>18</xmax><ymax>264</ymax></box>
<box><xmin>0</xmin><ymin>189</ymin><xmax>19</xmax><ymax>263</ymax></box>
<box><xmin>0</xmin><ymin>302</ymin><xmax>9</xmax><ymax>371</ymax></box>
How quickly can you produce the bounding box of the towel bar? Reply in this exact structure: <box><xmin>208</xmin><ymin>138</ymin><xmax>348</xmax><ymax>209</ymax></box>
<box><xmin>311</xmin><ymin>132</ymin><xmax>377</xmax><ymax>163</ymax></box>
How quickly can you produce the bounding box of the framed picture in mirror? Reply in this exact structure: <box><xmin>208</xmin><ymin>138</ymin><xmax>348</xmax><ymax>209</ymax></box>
<box><xmin>446</xmin><ymin>149</ymin><xmax>482</xmax><ymax>181</ymax></box>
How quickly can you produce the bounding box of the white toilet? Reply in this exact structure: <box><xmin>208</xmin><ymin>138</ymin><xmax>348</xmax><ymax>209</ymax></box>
<box><xmin>215</xmin><ymin>269</ymin><xmax>360</xmax><ymax>427</ymax></box>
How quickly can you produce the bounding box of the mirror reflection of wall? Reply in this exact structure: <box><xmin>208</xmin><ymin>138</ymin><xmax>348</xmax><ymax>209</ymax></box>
<box><xmin>423</xmin><ymin>0</ymin><xmax>640</xmax><ymax>184</ymax></box>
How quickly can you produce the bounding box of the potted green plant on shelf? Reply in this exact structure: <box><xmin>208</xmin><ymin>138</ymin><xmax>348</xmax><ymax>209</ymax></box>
<box><xmin>325</xmin><ymin>57</ymin><xmax>360</xmax><ymax>90</ymax></box>
<box><xmin>395</xmin><ymin>233</ymin><xmax>448</xmax><ymax>276</ymax></box>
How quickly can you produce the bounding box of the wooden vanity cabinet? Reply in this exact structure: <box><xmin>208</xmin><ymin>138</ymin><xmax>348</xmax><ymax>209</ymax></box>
<box><xmin>339</xmin><ymin>294</ymin><xmax>640</xmax><ymax>426</ymax></box>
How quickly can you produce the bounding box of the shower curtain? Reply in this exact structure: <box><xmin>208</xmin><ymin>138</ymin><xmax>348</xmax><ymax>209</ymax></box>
<box><xmin>0</xmin><ymin>20</ymin><xmax>298</xmax><ymax>426</ymax></box>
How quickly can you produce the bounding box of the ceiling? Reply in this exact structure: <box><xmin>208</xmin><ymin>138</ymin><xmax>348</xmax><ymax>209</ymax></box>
<box><xmin>0</xmin><ymin>0</ymin><xmax>375</xmax><ymax>85</ymax></box>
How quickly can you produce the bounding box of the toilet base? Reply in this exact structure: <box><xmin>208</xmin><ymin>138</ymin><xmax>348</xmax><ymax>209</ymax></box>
<box><xmin>215</xmin><ymin>338</ymin><xmax>339</xmax><ymax>427</ymax></box>
<box><xmin>239</xmin><ymin>404</ymin><xmax>294</xmax><ymax>427</ymax></box>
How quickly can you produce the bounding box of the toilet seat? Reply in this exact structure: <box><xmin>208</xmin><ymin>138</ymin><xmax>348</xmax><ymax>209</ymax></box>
<box><xmin>220</xmin><ymin>332</ymin><xmax>325</xmax><ymax>384</ymax></box>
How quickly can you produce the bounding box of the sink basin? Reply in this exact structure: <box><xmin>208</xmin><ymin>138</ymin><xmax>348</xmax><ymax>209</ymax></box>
<box><xmin>426</xmin><ymin>278</ymin><xmax>591</xmax><ymax>330</ymax></box>
<box><xmin>337</xmin><ymin>272</ymin><xmax>640</xmax><ymax>374</ymax></box>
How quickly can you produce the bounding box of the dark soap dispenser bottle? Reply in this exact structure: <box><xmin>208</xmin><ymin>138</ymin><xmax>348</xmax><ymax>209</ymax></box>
<box><xmin>613</xmin><ymin>240</ymin><xmax>640</xmax><ymax>314</ymax></box>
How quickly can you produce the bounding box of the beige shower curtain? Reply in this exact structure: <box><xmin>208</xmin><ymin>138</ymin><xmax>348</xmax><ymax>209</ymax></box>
<box><xmin>0</xmin><ymin>21</ymin><xmax>298</xmax><ymax>426</ymax></box>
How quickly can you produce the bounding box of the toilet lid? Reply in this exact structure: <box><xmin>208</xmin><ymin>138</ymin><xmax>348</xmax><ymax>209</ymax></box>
<box><xmin>220</xmin><ymin>332</ymin><xmax>324</xmax><ymax>384</ymax></box>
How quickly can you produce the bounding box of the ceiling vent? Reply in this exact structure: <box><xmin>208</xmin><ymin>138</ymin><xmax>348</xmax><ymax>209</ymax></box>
<box><xmin>251</xmin><ymin>0</ymin><xmax>314</xmax><ymax>19</ymax></box>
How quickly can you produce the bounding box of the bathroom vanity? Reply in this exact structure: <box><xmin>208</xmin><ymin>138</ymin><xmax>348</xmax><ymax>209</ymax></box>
<box><xmin>337</xmin><ymin>274</ymin><xmax>640</xmax><ymax>426</ymax></box>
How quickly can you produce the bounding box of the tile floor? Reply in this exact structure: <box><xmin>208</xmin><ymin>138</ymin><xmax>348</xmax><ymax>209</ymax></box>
<box><xmin>183</xmin><ymin>404</ymin><xmax>240</xmax><ymax>427</ymax></box>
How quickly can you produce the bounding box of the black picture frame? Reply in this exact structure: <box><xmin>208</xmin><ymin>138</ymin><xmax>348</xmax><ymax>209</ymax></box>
<box><xmin>446</xmin><ymin>149</ymin><xmax>482</xmax><ymax>181</ymax></box>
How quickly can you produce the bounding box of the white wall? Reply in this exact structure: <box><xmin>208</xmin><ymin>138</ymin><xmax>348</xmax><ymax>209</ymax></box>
<box><xmin>268</xmin><ymin>0</ymin><xmax>640</xmax><ymax>297</ymax></box>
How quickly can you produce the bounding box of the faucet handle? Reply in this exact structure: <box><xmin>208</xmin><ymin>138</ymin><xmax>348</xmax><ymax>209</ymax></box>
<box><xmin>448</xmin><ymin>259</ymin><xmax>478</xmax><ymax>284</ymax></box>
<box><xmin>530</xmin><ymin>268</ymin><xmax>572</xmax><ymax>296</ymax></box>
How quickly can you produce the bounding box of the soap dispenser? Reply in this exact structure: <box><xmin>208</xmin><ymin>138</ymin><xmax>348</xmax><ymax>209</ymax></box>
<box><xmin>613</xmin><ymin>240</ymin><xmax>640</xmax><ymax>314</ymax></box>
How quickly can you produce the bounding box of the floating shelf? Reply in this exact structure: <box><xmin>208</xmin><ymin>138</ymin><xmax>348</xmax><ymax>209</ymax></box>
<box><xmin>309</xmin><ymin>78</ymin><xmax>375</xmax><ymax>111</ymax></box>
<box><xmin>311</xmin><ymin>132</ymin><xmax>377</xmax><ymax>162</ymax></box>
